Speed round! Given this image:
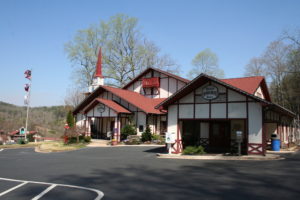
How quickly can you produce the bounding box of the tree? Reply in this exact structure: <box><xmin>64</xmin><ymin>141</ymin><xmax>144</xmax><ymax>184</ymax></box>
<box><xmin>64</xmin><ymin>87</ymin><xmax>85</xmax><ymax>108</ymax></box>
<box><xmin>66</xmin><ymin>110</ymin><xmax>75</xmax><ymax>128</ymax></box>
<box><xmin>188</xmin><ymin>48</ymin><xmax>224</xmax><ymax>79</ymax></box>
<box><xmin>263</xmin><ymin>40</ymin><xmax>291</xmax><ymax>106</ymax></box>
<box><xmin>141</xmin><ymin>125</ymin><xmax>152</xmax><ymax>142</ymax></box>
<box><xmin>65</xmin><ymin>14</ymin><xmax>180</xmax><ymax>88</ymax></box>
<box><xmin>244</xmin><ymin>57</ymin><xmax>267</xmax><ymax>77</ymax></box>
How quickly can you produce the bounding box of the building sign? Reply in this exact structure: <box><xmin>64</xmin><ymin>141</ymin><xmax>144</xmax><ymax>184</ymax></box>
<box><xmin>142</xmin><ymin>77</ymin><xmax>160</xmax><ymax>88</ymax></box>
<box><xmin>202</xmin><ymin>85</ymin><xmax>219</xmax><ymax>100</ymax></box>
<box><xmin>165</xmin><ymin>132</ymin><xmax>176</xmax><ymax>143</ymax></box>
<box><xmin>97</xmin><ymin>103</ymin><xmax>105</xmax><ymax>113</ymax></box>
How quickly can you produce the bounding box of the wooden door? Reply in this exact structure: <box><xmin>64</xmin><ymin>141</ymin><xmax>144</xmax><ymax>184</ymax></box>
<box><xmin>209</xmin><ymin>122</ymin><xmax>230</xmax><ymax>152</ymax></box>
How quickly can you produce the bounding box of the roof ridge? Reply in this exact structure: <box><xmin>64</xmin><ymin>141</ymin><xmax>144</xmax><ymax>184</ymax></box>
<box><xmin>221</xmin><ymin>76</ymin><xmax>264</xmax><ymax>80</ymax></box>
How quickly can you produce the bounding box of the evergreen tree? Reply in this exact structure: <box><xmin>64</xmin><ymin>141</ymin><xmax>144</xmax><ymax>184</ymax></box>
<box><xmin>141</xmin><ymin>125</ymin><xmax>152</xmax><ymax>142</ymax></box>
<box><xmin>66</xmin><ymin>110</ymin><xmax>75</xmax><ymax>128</ymax></box>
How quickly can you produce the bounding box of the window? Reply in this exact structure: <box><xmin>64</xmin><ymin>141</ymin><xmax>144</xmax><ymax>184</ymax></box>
<box><xmin>139</xmin><ymin>125</ymin><xmax>144</xmax><ymax>132</ymax></box>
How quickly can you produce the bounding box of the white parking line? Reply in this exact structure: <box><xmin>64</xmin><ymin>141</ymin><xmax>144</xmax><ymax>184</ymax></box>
<box><xmin>32</xmin><ymin>184</ymin><xmax>56</xmax><ymax>200</ymax></box>
<box><xmin>0</xmin><ymin>181</ymin><xmax>28</xmax><ymax>197</ymax></box>
<box><xmin>0</xmin><ymin>177</ymin><xmax>104</xmax><ymax>200</ymax></box>
<box><xmin>0</xmin><ymin>149</ymin><xmax>3</xmax><ymax>152</ymax></box>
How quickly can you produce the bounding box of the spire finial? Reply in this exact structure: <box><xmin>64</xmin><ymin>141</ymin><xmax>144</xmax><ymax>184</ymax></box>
<box><xmin>94</xmin><ymin>47</ymin><xmax>103</xmax><ymax>78</ymax></box>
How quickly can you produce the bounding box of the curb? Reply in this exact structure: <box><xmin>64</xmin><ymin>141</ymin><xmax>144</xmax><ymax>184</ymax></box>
<box><xmin>157</xmin><ymin>153</ymin><xmax>283</xmax><ymax>160</ymax></box>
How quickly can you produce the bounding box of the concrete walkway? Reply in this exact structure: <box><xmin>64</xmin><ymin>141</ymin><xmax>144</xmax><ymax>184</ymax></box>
<box><xmin>157</xmin><ymin>153</ymin><xmax>283</xmax><ymax>160</ymax></box>
<box><xmin>86</xmin><ymin>139</ymin><xmax>110</xmax><ymax>147</ymax></box>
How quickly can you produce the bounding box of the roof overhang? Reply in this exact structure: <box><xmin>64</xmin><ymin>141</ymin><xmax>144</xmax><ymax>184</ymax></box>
<box><xmin>83</xmin><ymin>98</ymin><xmax>131</xmax><ymax>114</ymax></box>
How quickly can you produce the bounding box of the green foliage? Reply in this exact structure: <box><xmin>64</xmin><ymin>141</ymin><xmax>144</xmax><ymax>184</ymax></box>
<box><xmin>188</xmin><ymin>48</ymin><xmax>224</xmax><ymax>79</ymax></box>
<box><xmin>141</xmin><ymin>125</ymin><xmax>152</xmax><ymax>142</ymax></box>
<box><xmin>27</xmin><ymin>134</ymin><xmax>34</xmax><ymax>142</ymax></box>
<box><xmin>17</xmin><ymin>139</ymin><xmax>27</xmax><ymax>145</ymax></box>
<box><xmin>66</xmin><ymin>110</ymin><xmax>75</xmax><ymax>128</ymax></box>
<box><xmin>183</xmin><ymin>146</ymin><xmax>206</xmax><ymax>155</ymax></box>
<box><xmin>65</xmin><ymin>14</ymin><xmax>180</xmax><ymax>88</ymax></box>
<box><xmin>151</xmin><ymin>134</ymin><xmax>165</xmax><ymax>144</ymax></box>
<box><xmin>84</xmin><ymin>136</ymin><xmax>91</xmax><ymax>143</ymax></box>
<box><xmin>67</xmin><ymin>135</ymin><xmax>91</xmax><ymax>144</ymax></box>
<box><xmin>124</xmin><ymin>135</ymin><xmax>141</xmax><ymax>145</ymax></box>
<box><xmin>121</xmin><ymin>124</ymin><xmax>137</xmax><ymax>140</ymax></box>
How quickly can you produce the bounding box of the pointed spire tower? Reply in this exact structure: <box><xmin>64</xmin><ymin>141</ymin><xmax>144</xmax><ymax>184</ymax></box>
<box><xmin>89</xmin><ymin>48</ymin><xmax>104</xmax><ymax>92</ymax></box>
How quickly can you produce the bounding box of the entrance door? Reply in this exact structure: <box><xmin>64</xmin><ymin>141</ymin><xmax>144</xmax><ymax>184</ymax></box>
<box><xmin>209</xmin><ymin>122</ymin><xmax>230</xmax><ymax>152</ymax></box>
<box><xmin>182</xmin><ymin>120</ymin><xmax>200</xmax><ymax>148</ymax></box>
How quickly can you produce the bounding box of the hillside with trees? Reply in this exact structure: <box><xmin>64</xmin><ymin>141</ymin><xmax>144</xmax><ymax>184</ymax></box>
<box><xmin>0</xmin><ymin>101</ymin><xmax>69</xmax><ymax>137</ymax></box>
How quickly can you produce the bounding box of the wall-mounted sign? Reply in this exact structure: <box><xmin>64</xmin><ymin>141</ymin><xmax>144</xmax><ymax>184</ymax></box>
<box><xmin>97</xmin><ymin>103</ymin><xmax>105</xmax><ymax>113</ymax></box>
<box><xmin>142</xmin><ymin>77</ymin><xmax>160</xmax><ymax>88</ymax></box>
<box><xmin>202</xmin><ymin>85</ymin><xmax>219</xmax><ymax>100</ymax></box>
<box><xmin>165</xmin><ymin>132</ymin><xmax>176</xmax><ymax>144</ymax></box>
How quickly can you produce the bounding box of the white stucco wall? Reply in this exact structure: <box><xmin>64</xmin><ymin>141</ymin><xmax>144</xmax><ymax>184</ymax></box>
<box><xmin>248</xmin><ymin>102</ymin><xmax>262</xmax><ymax>144</ymax></box>
<box><xmin>211</xmin><ymin>103</ymin><xmax>226</xmax><ymax>118</ymax></box>
<box><xmin>179</xmin><ymin>104</ymin><xmax>193</xmax><ymax>118</ymax></box>
<box><xmin>228</xmin><ymin>103</ymin><xmax>247</xmax><ymax>118</ymax></box>
<box><xmin>167</xmin><ymin>105</ymin><xmax>178</xmax><ymax>135</ymax></box>
<box><xmin>228</xmin><ymin>90</ymin><xmax>246</xmax><ymax>101</ymax></box>
<box><xmin>179</xmin><ymin>92</ymin><xmax>194</xmax><ymax>103</ymax></box>
<box><xmin>195</xmin><ymin>104</ymin><xmax>209</xmax><ymax>118</ymax></box>
<box><xmin>76</xmin><ymin>113</ymin><xmax>85</xmax><ymax>127</ymax></box>
<box><xmin>137</xmin><ymin>111</ymin><xmax>146</xmax><ymax>135</ymax></box>
<box><xmin>160</xmin><ymin>78</ymin><xmax>169</xmax><ymax>98</ymax></box>
<box><xmin>254</xmin><ymin>86</ymin><xmax>265</xmax><ymax>99</ymax></box>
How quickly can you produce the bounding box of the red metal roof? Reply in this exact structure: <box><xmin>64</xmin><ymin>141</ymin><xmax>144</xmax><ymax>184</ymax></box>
<box><xmin>102</xmin><ymin>86</ymin><xmax>166</xmax><ymax>114</ymax></box>
<box><xmin>221</xmin><ymin>76</ymin><xmax>264</xmax><ymax>94</ymax></box>
<box><xmin>96</xmin><ymin>98</ymin><xmax>131</xmax><ymax>114</ymax></box>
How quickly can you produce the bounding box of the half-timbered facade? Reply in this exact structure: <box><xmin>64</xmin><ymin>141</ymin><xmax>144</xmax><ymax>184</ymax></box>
<box><xmin>156</xmin><ymin>74</ymin><xmax>296</xmax><ymax>155</ymax></box>
<box><xmin>73</xmin><ymin>49</ymin><xmax>189</xmax><ymax>141</ymax></box>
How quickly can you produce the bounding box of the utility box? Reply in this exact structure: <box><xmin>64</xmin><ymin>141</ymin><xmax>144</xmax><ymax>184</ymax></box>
<box><xmin>236</xmin><ymin>131</ymin><xmax>243</xmax><ymax>142</ymax></box>
<box><xmin>165</xmin><ymin>132</ymin><xmax>176</xmax><ymax>144</ymax></box>
<box><xmin>236</xmin><ymin>131</ymin><xmax>243</xmax><ymax>156</ymax></box>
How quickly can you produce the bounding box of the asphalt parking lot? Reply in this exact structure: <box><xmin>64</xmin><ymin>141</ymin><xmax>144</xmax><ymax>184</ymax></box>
<box><xmin>0</xmin><ymin>146</ymin><xmax>299</xmax><ymax>200</ymax></box>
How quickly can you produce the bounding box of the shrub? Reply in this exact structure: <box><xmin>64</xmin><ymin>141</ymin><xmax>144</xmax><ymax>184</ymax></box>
<box><xmin>84</xmin><ymin>136</ymin><xmax>91</xmax><ymax>143</ymax></box>
<box><xmin>183</xmin><ymin>146</ymin><xmax>206</xmax><ymax>155</ymax></box>
<box><xmin>141</xmin><ymin>125</ymin><xmax>152</xmax><ymax>142</ymax></box>
<box><xmin>17</xmin><ymin>139</ymin><xmax>27</xmax><ymax>145</ymax></box>
<box><xmin>124</xmin><ymin>135</ymin><xmax>141</xmax><ymax>145</ymax></box>
<box><xmin>151</xmin><ymin>134</ymin><xmax>165</xmax><ymax>145</ymax></box>
<box><xmin>121</xmin><ymin>124</ymin><xmax>137</xmax><ymax>140</ymax></box>
<box><xmin>27</xmin><ymin>134</ymin><xmax>34</xmax><ymax>142</ymax></box>
<box><xmin>67</xmin><ymin>137</ymin><xmax>78</xmax><ymax>144</ymax></box>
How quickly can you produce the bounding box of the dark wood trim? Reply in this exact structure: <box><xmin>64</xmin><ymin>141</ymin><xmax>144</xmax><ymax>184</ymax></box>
<box><xmin>193</xmin><ymin>90</ymin><xmax>196</xmax><ymax>119</ymax></box>
<box><xmin>178</xmin><ymin>118</ymin><xmax>246</xmax><ymax>120</ymax></box>
<box><xmin>246</xmin><ymin>97</ymin><xmax>249</xmax><ymax>155</ymax></box>
<box><xmin>172</xmin><ymin>101</ymin><xmax>249</xmax><ymax>105</ymax></box>
<box><xmin>226</xmin><ymin>88</ymin><xmax>228</xmax><ymax>119</ymax></box>
<box><xmin>167</xmin><ymin>77</ymin><xmax>170</xmax><ymax>97</ymax></box>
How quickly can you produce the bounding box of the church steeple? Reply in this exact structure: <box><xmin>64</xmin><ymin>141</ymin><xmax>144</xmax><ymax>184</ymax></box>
<box><xmin>89</xmin><ymin>48</ymin><xmax>104</xmax><ymax>92</ymax></box>
<box><xmin>94</xmin><ymin>47</ymin><xmax>103</xmax><ymax>78</ymax></box>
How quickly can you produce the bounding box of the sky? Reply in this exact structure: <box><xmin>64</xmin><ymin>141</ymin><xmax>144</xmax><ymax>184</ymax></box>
<box><xmin>0</xmin><ymin>0</ymin><xmax>299</xmax><ymax>107</ymax></box>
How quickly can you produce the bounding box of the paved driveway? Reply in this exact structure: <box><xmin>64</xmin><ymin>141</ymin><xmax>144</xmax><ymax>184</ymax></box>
<box><xmin>0</xmin><ymin>147</ymin><xmax>299</xmax><ymax>200</ymax></box>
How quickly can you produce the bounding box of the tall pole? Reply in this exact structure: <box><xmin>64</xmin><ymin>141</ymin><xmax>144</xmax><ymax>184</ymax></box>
<box><xmin>24</xmin><ymin>69</ymin><xmax>32</xmax><ymax>141</ymax></box>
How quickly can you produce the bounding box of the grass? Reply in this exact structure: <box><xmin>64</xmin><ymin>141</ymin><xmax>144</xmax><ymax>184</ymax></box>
<box><xmin>0</xmin><ymin>142</ymin><xmax>41</xmax><ymax>149</ymax></box>
<box><xmin>37</xmin><ymin>141</ymin><xmax>87</xmax><ymax>152</ymax></box>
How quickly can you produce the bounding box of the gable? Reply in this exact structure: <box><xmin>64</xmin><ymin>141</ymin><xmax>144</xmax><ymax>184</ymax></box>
<box><xmin>123</xmin><ymin>67</ymin><xmax>189</xmax><ymax>98</ymax></box>
<box><xmin>156</xmin><ymin>74</ymin><xmax>272</xmax><ymax>110</ymax></box>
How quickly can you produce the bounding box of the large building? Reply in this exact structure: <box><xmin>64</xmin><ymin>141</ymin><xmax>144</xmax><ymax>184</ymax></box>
<box><xmin>74</xmin><ymin>50</ymin><xmax>297</xmax><ymax>155</ymax></box>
